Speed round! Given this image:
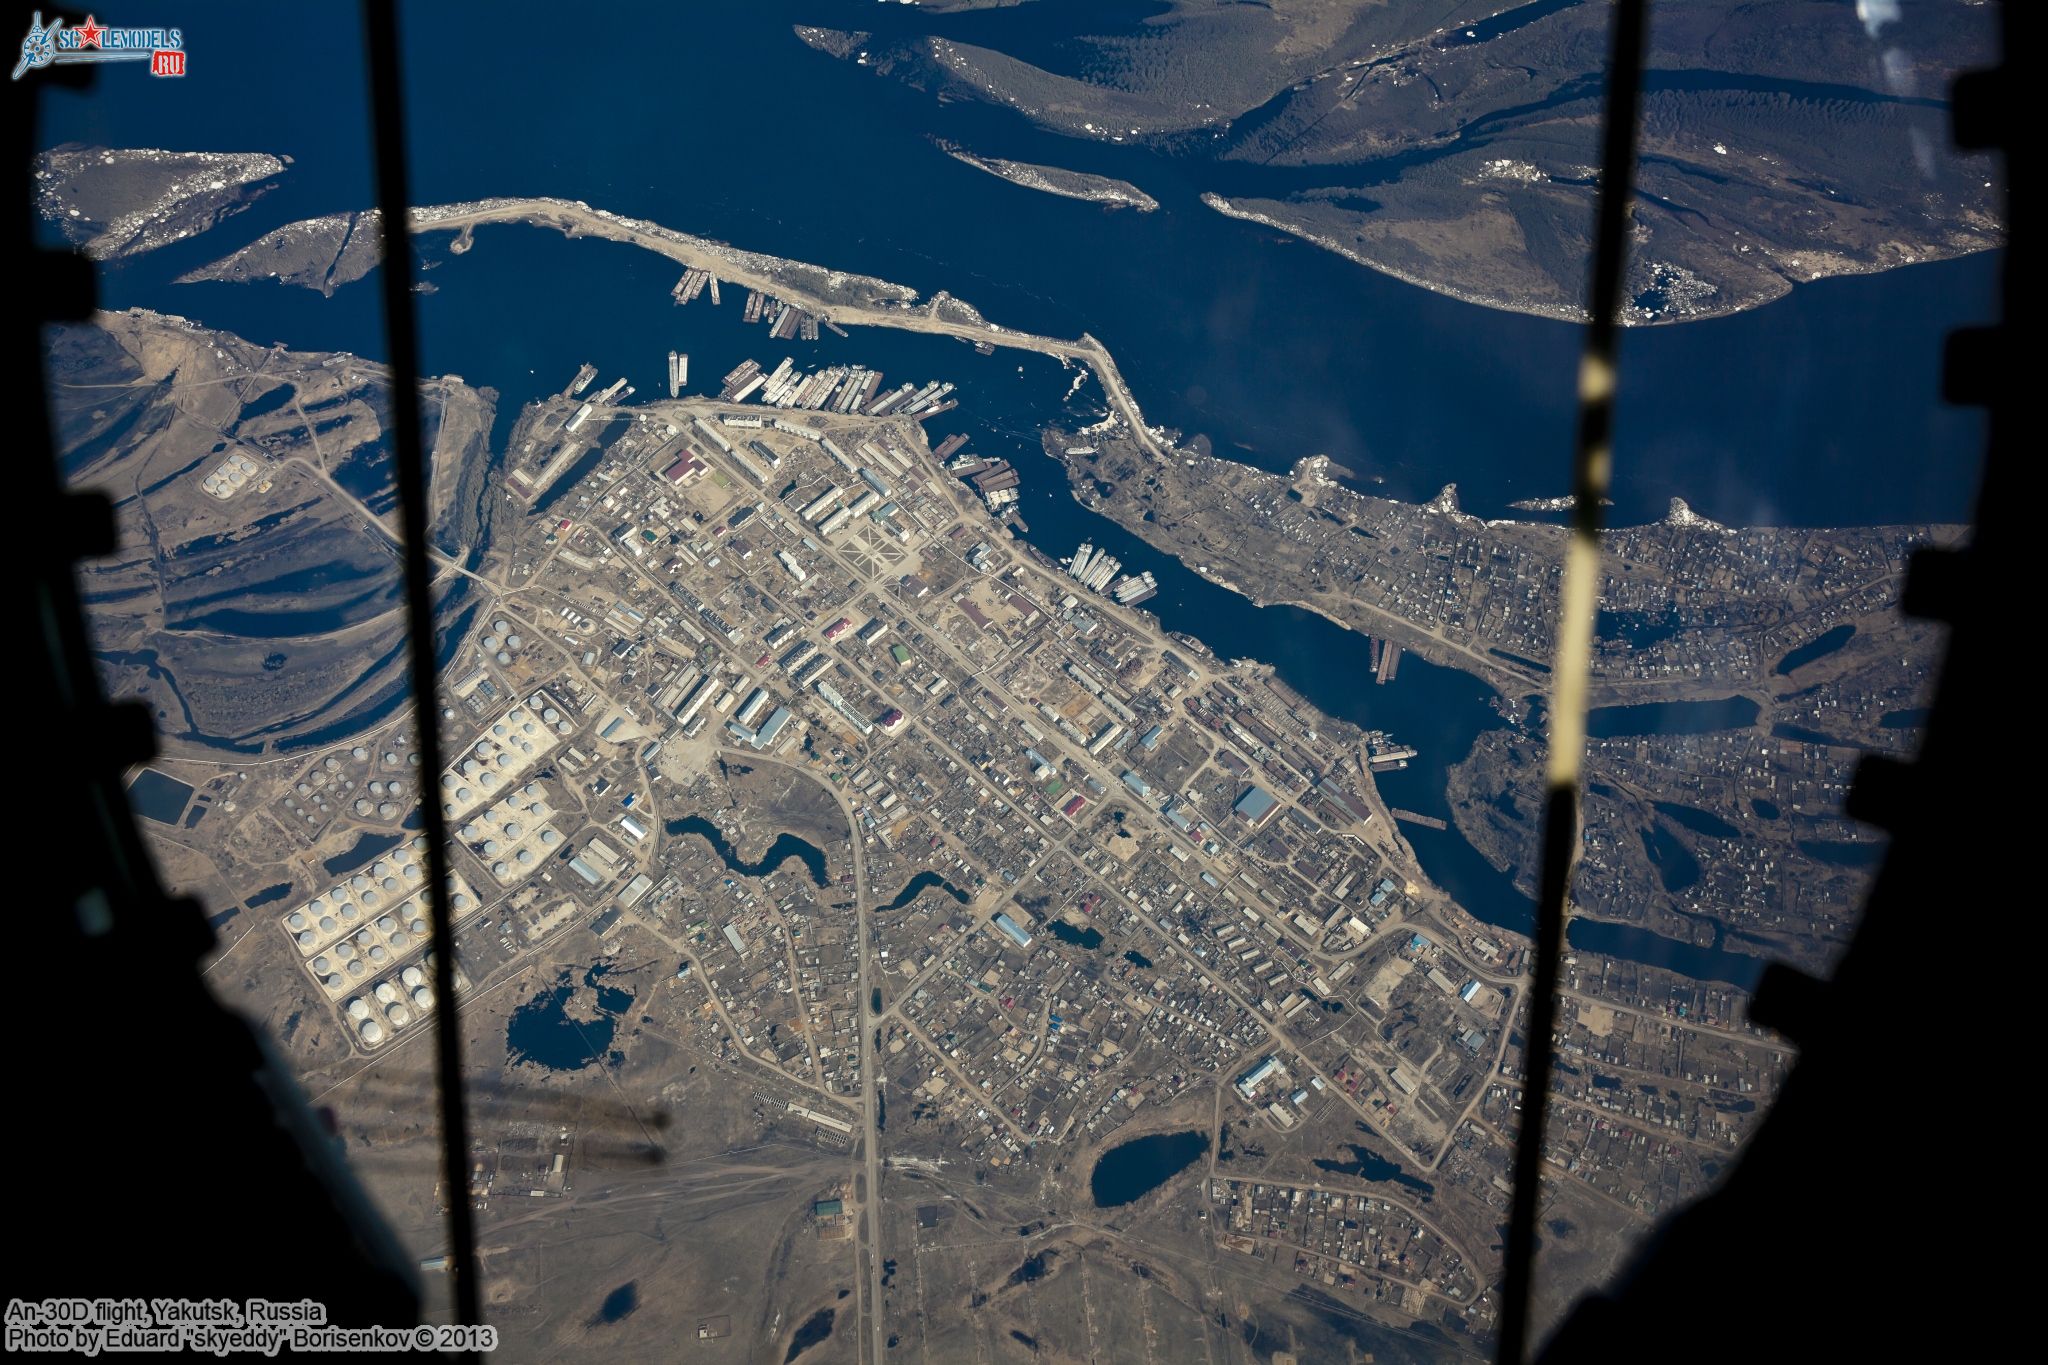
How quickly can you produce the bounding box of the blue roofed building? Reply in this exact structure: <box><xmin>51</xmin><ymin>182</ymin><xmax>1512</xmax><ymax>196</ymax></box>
<box><xmin>1234</xmin><ymin>785</ymin><xmax>1278</xmax><ymax>825</ymax></box>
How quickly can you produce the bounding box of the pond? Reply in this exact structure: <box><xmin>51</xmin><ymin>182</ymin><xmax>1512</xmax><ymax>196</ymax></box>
<box><xmin>784</xmin><ymin>1308</ymin><xmax>834</xmax><ymax>1363</ymax></box>
<box><xmin>666</xmin><ymin>815</ymin><xmax>827</xmax><ymax>887</ymax></box>
<box><xmin>1775</xmin><ymin>624</ymin><xmax>1856</xmax><ymax>675</ymax></box>
<box><xmin>882</xmin><ymin>870</ymin><xmax>969</xmax><ymax>912</ymax></box>
<box><xmin>1090</xmin><ymin>1130</ymin><xmax>1207</xmax><ymax>1208</ymax></box>
<box><xmin>322</xmin><ymin>830</ymin><xmax>405</xmax><ymax>878</ymax></box>
<box><xmin>1312</xmin><ymin>1133</ymin><xmax>1436</xmax><ymax>1197</ymax></box>
<box><xmin>127</xmin><ymin>768</ymin><xmax>194</xmax><ymax>825</ymax></box>
<box><xmin>1585</xmin><ymin>696</ymin><xmax>1761</xmax><ymax>739</ymax></box>
<box><xmin>506</xmin><ymin>964</ymin><xmax>634</xmax><ymax>1071</ymax></box>
<box><xmin>1045</xmin><ymin>921</ymin><xmax>1104</xmax><ymax>950</ymax></box>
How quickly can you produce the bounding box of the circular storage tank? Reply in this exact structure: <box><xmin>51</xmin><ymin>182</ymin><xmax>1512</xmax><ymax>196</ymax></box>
<box><xmin>359</xmin><ymin>1019</ymin><xmax>385</xmax><ymax>1045</ymax></box>
<box><xmin>413</xmin><ymin>988</ymin><xmax>434</xmax><ymax>1010</ymax></box>
<box><xmin>374</xmin><ymin>982</ymin><xmax>398</xmax><ymax>1005</ymax></box>
<box><xmin>401</xmin><ymin>966</ymin><xmax>424</xmax><ymax>988</ymax></box>
<box><xmin>347</xmin><ymin>999</ymin><xmax>370</xmax><ymax>1021</ymax></box>
<box><xmin>287</xmin><ymin>912</ymin><xmax>307</xmax><ymax>930</ymax></box>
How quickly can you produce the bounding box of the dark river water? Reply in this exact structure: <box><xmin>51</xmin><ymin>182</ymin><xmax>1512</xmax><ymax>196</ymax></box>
<box><xmin>38</xmin><ymin>4</ymin><xmax>1984</xmax><ymax>988</ymax></box>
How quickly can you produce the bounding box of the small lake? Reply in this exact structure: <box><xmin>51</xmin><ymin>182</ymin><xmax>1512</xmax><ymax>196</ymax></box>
<box><xmin>127</xmin><ymin>768</ymin><xmax>194</xmax><ymax>825</ymax></box>
<box><xmin>506</xmin><ymin>964</ymin><xmax>633</xmax><ymax>1071</ymax></box>
<box><xmin>1567</xmin><ymin>918</ymin><xmax>1766</xmax><ymax>990</ymax></box>
<box><xmin>592</xmin><ymin>1283</ymin><xmax>637</xmax><ymax>1326</ymax></box>
<box><xmin>1776</xmin><ymin>624</ymin><xmax>1856</xmax><ymax>676</ymax></box>
<box><xmin>1797</xmin><ymin>838</ymin><xmax>1888</xmax><ymax>869</ymax></box>
<box><xmin>1585</xmin><ymin>696</ymin><xmax>1761</xmax><ymax>739</ymax></box>
<box><xmin>784</xmin><ymin>1308</ymin><xmax>834</xmax><ymax>1363</ymax></box>
<box><xmin>1313</xmin><ymin>1133</ymin><xmax>1435</xmax><ymax>1197</ymax></box>
<box><xmin>666</xmin><ymin>815</ymin><xmax>827</xmax><ymax>887</ymax></box>
<box><xmin>1090</xmin><ymin>1130</ymin><xmax>1207</xmax><ymax>1208</ymax></box>
<box><xmin>882</xmin><ymin>870</ymin><xmax>969</xmax><ymax>912</ymax></box>
<box><xmin>1046</xmin><ymin>921</ymin><xmax>1104</xmax><ymax>950</ymax></box>
<box><xmin>1641</xmin><ymin>823</ymin><xmax>1703</xmax><ymax>893</ymax></box>
<box><xmin>1653</xmin><ymin>801</ymin><xmax>1741</xmax><ymax>839</ymax></box>
<box><xmin>322</xmin><ymin>830</ymin><xmax>405</xmax><ymax>877</ymax></box>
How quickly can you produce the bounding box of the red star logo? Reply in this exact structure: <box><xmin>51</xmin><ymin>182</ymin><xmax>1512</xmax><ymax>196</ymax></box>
<box><xmin>76</xmin><ymin>15</ymin><xmax>103</xmax><ymax>48</ymax></box>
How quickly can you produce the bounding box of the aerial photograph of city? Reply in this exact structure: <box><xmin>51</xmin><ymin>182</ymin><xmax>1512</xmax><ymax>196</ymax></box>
<box><xmin>13</xmin><ymin>2</ymin><xmax>2017</xmax><ymax>1363</ymax></box>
